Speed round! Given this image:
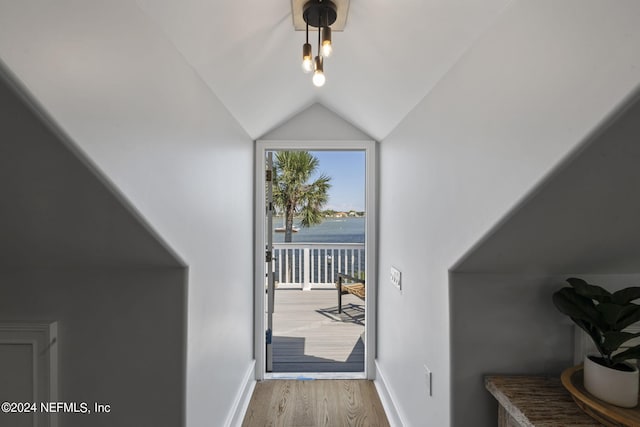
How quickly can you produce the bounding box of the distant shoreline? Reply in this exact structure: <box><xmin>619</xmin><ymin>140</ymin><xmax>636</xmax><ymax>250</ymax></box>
<box><xmin>272</xmin><ymin>217</ymin><xmax>365</xmax><ymax>244</ymax></box>
<box><xmin>274</xmin><ymin>211</ymin><xmax>365</xmax><ymax>218</ymax></box>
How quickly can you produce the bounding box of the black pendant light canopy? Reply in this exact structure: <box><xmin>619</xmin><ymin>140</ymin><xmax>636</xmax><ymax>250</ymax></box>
<box><xmin>303</xmin><ymin>0</ymin><xmax>337</xmax><ymax>28</ymax></box>
<box><xmin>301</xmin><ymin>0</ymin><xmax>337</xmax><ymax>87</ymax></box>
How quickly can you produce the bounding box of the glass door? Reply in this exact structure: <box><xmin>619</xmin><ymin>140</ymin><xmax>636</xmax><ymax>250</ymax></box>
<box><xmin>255</xmin><ymin>141</ymin><xmax>376</xmax><ymax>380</ymax></box>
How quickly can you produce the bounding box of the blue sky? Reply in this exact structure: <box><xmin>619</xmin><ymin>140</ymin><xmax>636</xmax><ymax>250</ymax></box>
<box><xmin>309</xmin><ymin>150</ymin><xmax>365</xmax><ymax>212</ymax></box>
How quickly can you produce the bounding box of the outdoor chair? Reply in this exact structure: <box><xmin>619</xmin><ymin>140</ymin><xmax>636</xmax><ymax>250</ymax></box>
<box><xmin>336</xmin><ymin>273</ymin><xmax>365</xmax><ymax>313</ymax></box>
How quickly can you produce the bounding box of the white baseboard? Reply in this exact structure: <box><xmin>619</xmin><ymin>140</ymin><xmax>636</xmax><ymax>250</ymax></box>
<box><xmin>374</xmin><ymin>361</ymin><xmax>405</xmax><ymax>427</ymax></box>
<box><xmin>226</xmin><ymin>360</ymin><xmax>256</xmax><ymax>427</ymax></box>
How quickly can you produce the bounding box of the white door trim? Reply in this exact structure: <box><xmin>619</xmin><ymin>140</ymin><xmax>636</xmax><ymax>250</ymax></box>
<box><xmin>254</xmin><ymin>140</ymin><xmax>377</xmax><ymax>380</ymax></box>
<box><xmin>0</xmin><ymin>322</ymin><xmax>58</xmax><ymax>427</ymax></box>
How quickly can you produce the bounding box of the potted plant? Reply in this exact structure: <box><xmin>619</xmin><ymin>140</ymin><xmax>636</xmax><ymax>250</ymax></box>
<box><xmin>553</xmin><ymin>277</ymin><xmax>640</xmax><ymax>408</ymax></box>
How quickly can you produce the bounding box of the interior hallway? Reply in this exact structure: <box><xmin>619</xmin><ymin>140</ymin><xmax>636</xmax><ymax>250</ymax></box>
<box><xmin>2</xmin><ymin>2</ymin><xmax>640</xmax><ymax>426</ymax></box>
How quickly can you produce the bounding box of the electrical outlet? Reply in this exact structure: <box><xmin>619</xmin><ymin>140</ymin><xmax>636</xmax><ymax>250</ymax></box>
<box><xmin>390</xmin><ymin>266</ymin><xmax>401</xmax><ymax>291</ymax></box>
<box><xmin>424</xmin><ymin>365</ymin><xmax>432</xmax><ymax>396</ymax></box>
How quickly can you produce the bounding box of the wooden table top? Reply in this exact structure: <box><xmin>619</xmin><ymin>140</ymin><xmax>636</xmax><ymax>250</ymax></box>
<box><xmin>485</xmin><ymin>375</ymin><xmax>602</xmax><ymax>426</ymax></box>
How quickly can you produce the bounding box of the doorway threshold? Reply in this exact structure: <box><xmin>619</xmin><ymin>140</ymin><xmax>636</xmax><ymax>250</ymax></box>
<box><xmin>266</xmin><ymin>372</ymin><xmax>367</xmax><ymax>380</ymax></box>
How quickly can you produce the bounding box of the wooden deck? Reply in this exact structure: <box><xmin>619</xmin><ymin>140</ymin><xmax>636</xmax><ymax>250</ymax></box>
<box><xmin>272</xmin><ymin>289</ymin><xmax>365</xmax><ymax>373</ymax></box>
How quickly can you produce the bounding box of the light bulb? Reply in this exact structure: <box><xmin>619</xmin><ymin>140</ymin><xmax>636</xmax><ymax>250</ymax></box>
<box><xmin>301</xmin><ymin>43</ymin><xmax>313</xmax><ymax>73</ymax></box>
<box><xmin>313</xmin><ymin>70</ymin><xmax>326</xmax><ymax>87</ymax></box>
<box><xmin>313</xmin><ymin>56</ymin><xmax>325</xmax><ymax>87</ymax></box>
<box><xmin>313</xmin><ymin>71</ymin><xmax>327</xmax><ymax>87</ymax></box>
<box><xmin>321</xmin><ymin>27</ymin><xmax>332</xmax><ymax>57</ymax></box>
<box><xmin>302</xmin><ymin>57</ymin><xmax>313</xmax><ymax>73</ymax></box>
<box><xmin>322</xmin><ymin>42</ymin><xmax>332</xmax><ymax>57</ymax></box>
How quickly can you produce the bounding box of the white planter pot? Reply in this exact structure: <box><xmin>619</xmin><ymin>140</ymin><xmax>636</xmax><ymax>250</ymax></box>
<box><xmin>583</xmin><ymin>355</ymin><xmax>639</xmax><ymax>408</ymax></box>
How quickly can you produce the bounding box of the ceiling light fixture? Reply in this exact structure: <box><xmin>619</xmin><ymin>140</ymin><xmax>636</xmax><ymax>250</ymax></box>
<box><xmin>313</xmin><ymin>56</ymin><xmax>325</xmax><ymax>87</ymax></box>
<box><xmin>301</xmin><ymin>0</ymin><xmax>336</xmax><ymax>87</ymax></box>
<box><xmin>301</xmin><ymin>20</ymin><xmax>313</xmax><ymax>73</ymax></box>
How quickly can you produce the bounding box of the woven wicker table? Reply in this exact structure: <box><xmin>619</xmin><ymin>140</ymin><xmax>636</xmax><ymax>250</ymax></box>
<box><xmin>485</xmin><ymin>375</ymin><xmax>602</xmax><ymax>426</ymax></box>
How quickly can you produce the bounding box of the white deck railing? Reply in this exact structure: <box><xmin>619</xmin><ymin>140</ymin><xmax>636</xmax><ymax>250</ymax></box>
<box><xmin>270</xmin><ymin>243</ymin><xmax>365</xmax><ymax>289</ymax></box>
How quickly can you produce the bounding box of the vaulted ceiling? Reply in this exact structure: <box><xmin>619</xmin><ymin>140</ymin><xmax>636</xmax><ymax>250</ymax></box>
<box><xmin>135</xmin><ymin>0</ymin><xmax>511</xmax><ymax>140</ymax></box>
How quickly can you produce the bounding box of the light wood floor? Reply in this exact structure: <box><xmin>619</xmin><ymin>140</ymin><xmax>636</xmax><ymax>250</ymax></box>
<box><xmin>272</xmin><ymin>289</ymin><xmax>365</xmax><ymax>373</ymax></box>
<box><xmin>242</xmin><ymin>380</ymin><xmax>390</xmax><ymax>427</ymax></box>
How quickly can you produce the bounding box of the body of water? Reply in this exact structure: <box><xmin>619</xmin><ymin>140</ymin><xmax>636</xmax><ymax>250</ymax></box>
<box><xmin>271</xmin><ymin>217</ymin><xmax>365</xmax><ymax>283</ymax></box>
<box><xmin>272</xmin><ymin>217</ymin><xmax>365</xmax><ymax>243</ymax></box>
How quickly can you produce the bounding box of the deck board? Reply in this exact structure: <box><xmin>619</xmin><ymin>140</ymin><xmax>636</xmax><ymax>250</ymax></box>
<box><xmin>271</xmin><ymin>289</ymin><xmax>365</xmax><ymax>373</ymax></box>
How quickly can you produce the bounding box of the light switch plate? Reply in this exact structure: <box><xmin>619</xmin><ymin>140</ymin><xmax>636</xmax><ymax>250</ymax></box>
<box><xmin>390</xmin><ymin>266</ymin><xmax>401</xmax><ymax>291</ymax></box>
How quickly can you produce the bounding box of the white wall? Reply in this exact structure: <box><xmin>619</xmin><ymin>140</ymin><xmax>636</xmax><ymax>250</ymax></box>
<box><xmin>377</xmin><ymin>1</ymin><xmax>640</xmax><ymax>425</ymax></box>
<box><xmin>0</xmin><ymin>1</ymin><xmax>255</xmax><ymax>426</ymax></box>
<box><xmin>260</xmin><ymin>103</ymin><xmax>372</xmax><ymax>141</ymax></box>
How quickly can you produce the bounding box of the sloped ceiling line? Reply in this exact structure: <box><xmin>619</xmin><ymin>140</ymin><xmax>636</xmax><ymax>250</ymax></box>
<box><xmin>135</xmin><ymin>0</ymin><xmax>512</xmax><ymax>140</ymax></box>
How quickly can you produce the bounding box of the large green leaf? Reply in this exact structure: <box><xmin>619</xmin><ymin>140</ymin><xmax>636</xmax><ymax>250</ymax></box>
<box><xmin>596</xmin><ymin>303</ymin><xmax>640</xmax><ymax>330</ymax></box>
<box><xmin>612</xmin><ymin>287</ymin><xmax>640</xmax><ymax>304</ymax></box>
<box><xmin>615</xmin><ymin>304</ymin><xmax>640</xmax><ymax>330</ymax></box>
<box><xmin>553</xmin><ymin>287</ymin><xmax>608</xmax><ymax>357</ymax></box>
<box><xmin>612</xmin><ymin>345</ymin><xmax>640</xmax><ymax>364</ymax></box>
<box><xmin>595</xmin><ymin>302</ymin><xmax>640</xmax><ymax>331</ymax></box>
<box><xmin>574</xmin><ymin>318</ymin><xmax>607</xmax><ymax>357</ymax></box>
<box><xmin>602</xmin><ymin>331</ymin><xmax>640</xmax><ymax>354</ymax></box>
<box><xmin>553</xmin><ymin>288</ymin><xmax>603</xmax><ymax>326</ymax></box>
<box><xmin>567</xmin><ymin>277</ymin><xmax>612</xmax><ymax>303</ymax></box>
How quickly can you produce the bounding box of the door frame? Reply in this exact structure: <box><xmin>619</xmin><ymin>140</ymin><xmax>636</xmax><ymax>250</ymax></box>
<box><xmin>254</xmin><ymin>139</ymin><xmax>377</xmax><ymax>380</ymax></box>
<box><xmin>0</xmin><ymin>322</ymin><xmax>58</xmax><ymax>427</ymax></box>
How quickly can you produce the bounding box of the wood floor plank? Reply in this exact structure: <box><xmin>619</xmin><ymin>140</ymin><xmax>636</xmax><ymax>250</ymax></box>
<box><xmin>242</xmin><ymin>380</ymin><xmax>390</xmax><ymax>427</ymax></box>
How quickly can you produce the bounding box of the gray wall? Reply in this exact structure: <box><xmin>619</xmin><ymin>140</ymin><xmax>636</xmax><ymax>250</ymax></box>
<box><xmin>454</xmin><ymin>94</ymin><xmax>640</xmax><ymax>275</ymax></box>
<box><xmin>0</xmin><ymin>268</ymin><xmax>186</xmax><ymax>427</ymax></box>
<box><xmin>0</xmin><ymin>64</ymin><xmax>183</xmax><ymax>269</ymax></box>
<box><xmin>450</xmin><ymin>91</ymin><xmax>640</xmax><ymax>426</ymax></box>
<box><xmin>0</xmin><ymin>61</ymin><xmax>187</xmax><ymax>426</ymax></box>
<box><xmin>449</xmin><ymin>273</ymin><xmax>572</xmax><ymax>426</ymax></box>
<box><xmin>450</xmin><ymin>274</ymin><xmax>640</xmax><ymax>427</ymax></box>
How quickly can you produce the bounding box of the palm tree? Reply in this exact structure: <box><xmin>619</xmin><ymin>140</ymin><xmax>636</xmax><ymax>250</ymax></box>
<box><xmin>273</xmin><ymin>151</ymin><xmax>331</xmax><ymax>243</ymax></box>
